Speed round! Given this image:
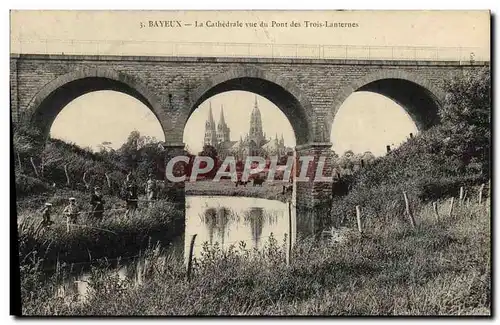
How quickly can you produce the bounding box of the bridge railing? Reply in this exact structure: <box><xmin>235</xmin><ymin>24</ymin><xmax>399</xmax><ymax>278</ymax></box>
<box><xmin>10</xmin><ymin>38</ymin><xmax>488</xmax><ymax>62</ymax></box>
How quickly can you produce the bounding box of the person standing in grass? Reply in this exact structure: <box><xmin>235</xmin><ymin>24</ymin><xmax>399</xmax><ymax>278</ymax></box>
<box><xmin>63</xmin><ymin>197</ymin><xmax>79</xmax><ymax>226</ymax></box>
<box><xmin>125</xmin><ymin>184</ymin><xmax>138</xmax><ymax>217</ymax></box>
<box><xmin>90</xmin><ymin>186</ymin><xmax>105</xmax><ymax>221</ymax></box>
<box><xmin>40</xmin><ymin>202</ymin><xmax>53</xmax><ymax>227</ymax></box>
<box><xmin>145</xmin><ymin>173</ymin><xmax>156</xmax><ymax>206</ymax></box>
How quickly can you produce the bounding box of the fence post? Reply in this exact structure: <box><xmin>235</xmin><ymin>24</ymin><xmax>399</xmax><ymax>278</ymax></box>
<box><xmin>459</xmin><ymin>187</ymin><xmax>464</xmax><ymax>204</ymax></box>
<box><xmin>66</xmin><ymin>217</ymin><xmax>70</xmax><ymax>233</ymax></box>
<box><xmin>448</xmin><ymin>197</ymin><xmax>455</xmax><ymax>218</ymax></box>
<box><xmin>17</xmin><ymin>152</ymin><xmax>23</xmax><ymax>173</ymax></box>
<box><xmin>30</xmin><ymin>157</ymin><xmax>39</xmax><ymax>178</ymax></box>
<box><xmin>105</xmin><ymin>173</ymin><xmax>111</xmax><ymax>189</ymax></box>
<box><xmin>403</xmin><ymin>192</ymin><xmax>416</xmax><ymax>228</ymax></box>
<box><xmin>186</xmin><ymin>234</ymin><xmax>197</xmax><ymax>281</ymax></box>
<box><xmin>287</xmin><ymin>201</ymin><xmax>292</xmax><ymax>266</ymax></box>
<box><xmin>479</xmin><ymin>183</ymin><xmax>485</xmax><ymax>204</ymax></box>
<box><xmin>355</xmin><ymin>205</ymin><xmax>362</xmax><ymax>233</ymax></box>
<box><xmin>433</xmin><ymin>202</ymin><xmax>439</xmax><ymax>222</ymax></box>
<box><xmin>64</xmin><ymin>164</ymin><xmax>71</xmax><ymax>186</ymax></box>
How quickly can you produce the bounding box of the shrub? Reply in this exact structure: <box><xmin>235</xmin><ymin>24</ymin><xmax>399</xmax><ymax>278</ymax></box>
<box><xmin>15</xmin><ymin>175</ymin><xmax>50</xmax><ymax>198</ymax></box>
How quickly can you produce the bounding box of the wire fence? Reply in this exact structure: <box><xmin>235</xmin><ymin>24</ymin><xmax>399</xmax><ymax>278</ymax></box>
<box><xmin>11</xmin><ymin>37</ymin><xmax>488</xmax><ymax>62</ymax></box>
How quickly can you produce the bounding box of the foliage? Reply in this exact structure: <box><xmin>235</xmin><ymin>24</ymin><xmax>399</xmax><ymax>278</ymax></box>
<box><xmin>199</xmin><ymin>144</ymin><xmax>218</xmax><ymax>159</ymax></box>
<box><xmin>329</xmin><ymin>67</ymin><xmax>491</xmax><ymax>226</ymax></box>
<box><xmin>15</xmin><ymin>175</ymin><xmax>50</xmax><ymax>198</ymax></box>
<box><xmin>21</xmin><ymin>200</ymin><xmax>490</xmax><ymax>315</ymax></box>
<box><xmin>17</xmin><ymin>200</ymin><xmax>185</xmax><ymax>268</ymax></box>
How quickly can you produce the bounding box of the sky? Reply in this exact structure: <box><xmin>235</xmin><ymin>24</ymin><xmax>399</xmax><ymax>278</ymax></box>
<box><xmin>16</xmin><ymin>10</ymin><xmax>489</xmax><ymax>156</ymax></box>
<box><xmin>50</xmin><ymin>91</ymin><xmax>165</xmax><ymax>151</ymax></box>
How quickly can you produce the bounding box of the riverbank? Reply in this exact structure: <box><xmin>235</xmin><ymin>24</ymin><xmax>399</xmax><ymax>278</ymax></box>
<box><xmin>185</xmin><ymin>179</ymin><xmax>291</xmax><ymax>203</ymax></box>
<box><xmin>18</xmin><ymin>199</ymin><xmax>185</xmax><ymax>270</ymax></box>
<box><xmin>21</xmin><ymin>199</ymin><xmax>490</xmax><ymax>315</ymax></box>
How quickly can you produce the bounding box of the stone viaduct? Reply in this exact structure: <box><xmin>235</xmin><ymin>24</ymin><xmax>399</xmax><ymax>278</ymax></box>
<box><xmin>10</xmin><ymin>53</ymin><xmax>489</xmax><ymax>209</ymax></box>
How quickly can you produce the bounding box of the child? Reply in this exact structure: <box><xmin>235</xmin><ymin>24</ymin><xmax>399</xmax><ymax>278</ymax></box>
<box><xmin>63</xmin><ymin>197</ymin><xmax>79</xmax><ymax>224</ymax></box>
<box><xmin>40</xmin><ymin>202</ymin><xmax>53</xmax><ymax>227</ymax></box>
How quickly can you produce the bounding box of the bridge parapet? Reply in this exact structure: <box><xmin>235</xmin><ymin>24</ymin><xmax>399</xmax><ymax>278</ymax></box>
<box><xmin>11</xmin><ymin>38</ymin><xmax>489</xmax><ymax>62</ymax></box>
<box><xmin>10</xmin><ymin>53</ymin><xmax>490</xmax><ymax>67</ymax></box>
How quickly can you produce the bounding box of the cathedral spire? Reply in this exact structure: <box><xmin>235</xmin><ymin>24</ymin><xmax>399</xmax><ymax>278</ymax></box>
<box><xmin>208</xmin><ymin>101</ymin><xmax>215</xmax><ymax>125</ymax></box>
<box><xmin>219</xmin><ymin>105</ymin><xmax>226</xmax><ymax>125</ymax></box>
<box><xmin>204</xmin><ymin>101</ymin><xmax>217</xmax><ymax>146</ymax></box>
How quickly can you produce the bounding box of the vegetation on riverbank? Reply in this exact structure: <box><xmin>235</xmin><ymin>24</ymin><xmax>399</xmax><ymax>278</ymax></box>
<box><xmin>15</xmin><ymin>66</ymin><xmax>490</xmax><ymax>316</ymax></box>
<box><xmin>329</xmin><ymin>67</ymin><xmax>490</xmax><ymax>228</ymax></box>
<box><xmin>21</xmin><ymin>197</ymin><xmax>490</xmax><ymax>316</ymax></box>
<box><xmin>18</xmin><ymin>200</ymin><xmax>185</xmax><ymax>269</ymax></box>
<box><xmin>185</xmin><ymin>179</ymin><xmax>290</xmax><ymax>203</ymax></box>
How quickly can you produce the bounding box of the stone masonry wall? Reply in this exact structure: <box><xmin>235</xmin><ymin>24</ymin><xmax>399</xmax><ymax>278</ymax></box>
<box><xmin>10</xmin><ymin>54</ymin><xmax>489</xmax><ymax>207</ymax></box>
<box><xmin>10</xmin><ymin>55</ymin><xmax>486</xmax><ymax>144</ymax></box>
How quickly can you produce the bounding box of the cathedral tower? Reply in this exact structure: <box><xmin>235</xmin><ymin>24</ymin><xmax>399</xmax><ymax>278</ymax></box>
<box><xmin>217</xmin><ymin>105</ymin><xmax>231</xmax><ymax>143</ymax></box>
<box><xmin>204</xmin><ymin>102</ymin><xmax>218</xmax><ymax>146</ymax></box>
<box><xmin>247</xmin><ymin>96</ymin><xmax>266</xmax><ymax>156</ymax></box>
<box><xmin>249</xmin><ymin>97</ymin><xmax>265</xmax><ymax>142</ymax></box>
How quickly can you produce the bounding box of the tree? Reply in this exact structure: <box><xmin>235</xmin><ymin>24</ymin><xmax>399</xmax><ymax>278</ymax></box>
<box><xmin>439</xmin><ymin>67</ymin><xmax>491</xmax><ymax>177</ymax></box>
<box><xmin>338</xmin><ymin>150</ymin><xmax>355</xmax><ymax>171</ymax></box>
<box><xmin>98</xmin><ymin>141</ymin><xmax>113</xmax><ymax>153</ymax></box>
<box><xmin>118</xmin><ymin>131</ymin><xmax>142</xmax><ymax>171</ymax></box>
<box><xmin>197</xmin><ymin>145</ymin><xmax>219</xmax><ymax>179</ymax></box>
<box><xmin>199</xmin><ymin>144</ymin><xmax>218</xmax><ymax>160</ymax></box>
<box><xmin>440</xmin><ymin>67</ymin><xmax>490</xmax><ymax>127</ymax></box>
<box><xmin>361</xmin><ymin>151</ymin><xmax>376</xmax><ymax>165</ymax></box>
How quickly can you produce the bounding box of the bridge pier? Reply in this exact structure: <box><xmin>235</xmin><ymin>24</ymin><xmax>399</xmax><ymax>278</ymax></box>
<box><xmin>163</xmin><ymin>143</ymin><xmax>187</xmax><ymax>206</ymax></box>
<box><xmin>294</xmin><ymin>142</ymin><xmax>334</xmax><ymax>210</ymax></box>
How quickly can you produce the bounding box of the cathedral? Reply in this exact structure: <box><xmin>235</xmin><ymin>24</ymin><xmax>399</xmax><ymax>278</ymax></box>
<box><xmin>203</xmin><ymin>97</ymin><xmax>291</xmax><ymax>161</ymax></box>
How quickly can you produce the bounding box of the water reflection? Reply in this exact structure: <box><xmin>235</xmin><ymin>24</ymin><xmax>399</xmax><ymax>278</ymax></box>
<box><xmin>295</xmin><ymin>206</ymin><xmax>333</xmax><ymax>239</ymax></box>
<box><xmin>56</xmin><ymin>196</ymin><xmax>311</xmax><ymax>302</ymax></box>
<box><xmin>184</xmin><ymin>196</ymin><xmax>296</xmax><ymax>261</ymax></box>
<box><xmin>56</xmin><ymin>240</ymin><xmax>185</xmax><ymax>304</ymax></box>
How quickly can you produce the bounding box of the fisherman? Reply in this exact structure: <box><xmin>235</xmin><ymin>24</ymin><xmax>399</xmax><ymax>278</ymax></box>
<box><xmin>145</xmin><ymin>173</ymin><xmax>157</xmax><ymax>206</ymax></box>
<box><xmin>63</xmin><ymin>197</ymin><xmax>79</xmax><ymax>225</ymax></box>
<box><xmin>40</xmin><ymin>202</ymin><xmax>53</xmax><ymax>227</ymax></box>
<box><xmin>125</xmin><ymin>184</ymin><xmax>138</xmax><ymax>217</ymax></box>
<box><xmin>90</xmin><ymin>186</ymin><xmax>105</xmax><ymax>221</ymax></box>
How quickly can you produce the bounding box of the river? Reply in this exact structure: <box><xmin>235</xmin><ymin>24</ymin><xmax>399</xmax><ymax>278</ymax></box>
<box><xmin>56</xmin><ymin>195</ymin><xmax>299</xmax><ymax>303</ymax></box>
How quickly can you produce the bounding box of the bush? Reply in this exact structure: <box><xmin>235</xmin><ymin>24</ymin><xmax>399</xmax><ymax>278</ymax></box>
<box><xmin>15</xmin><ymin>175</ymin><xmax>50</xmax><ymax>198</ymax></box>
<box><xmin>18</xmin><ymin>200</ymin><xmax>185</xmax><ymax>268</ymax></box>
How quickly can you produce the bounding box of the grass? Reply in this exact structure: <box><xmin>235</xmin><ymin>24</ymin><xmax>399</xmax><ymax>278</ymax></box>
<box><xmin>17</xmin><ymin>197</ymin><xmax>185</xmax><ymax>269</ymax></box>
<box><xmin>185</xmin><ymin>179</ymin><xmax>290</xmax><ymax>202</ymax></box>
<box><xmin>16</xmin><ymin>176</ymin><xmax>290</xmax><ymax>273</ymax></box>
<box><xmin>20</xmin><ymin>197</ymin><xmax>490</xmax><ymax>316</ymax></box>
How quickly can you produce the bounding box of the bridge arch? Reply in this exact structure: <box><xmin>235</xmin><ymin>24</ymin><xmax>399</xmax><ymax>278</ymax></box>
<box><xmin>23</xmin><ymin>67</ymin><xmax>170</xmax><ymax>138</ymax></box>
<box><xmin>185</xmin><ymin>65</ymin><xmax>315</xmax><ymax>145</ymax></box>
<box><xmin>324</xmin><ymin>69</ymin><xmax>446</xmax><ymax>138</ymax></box>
